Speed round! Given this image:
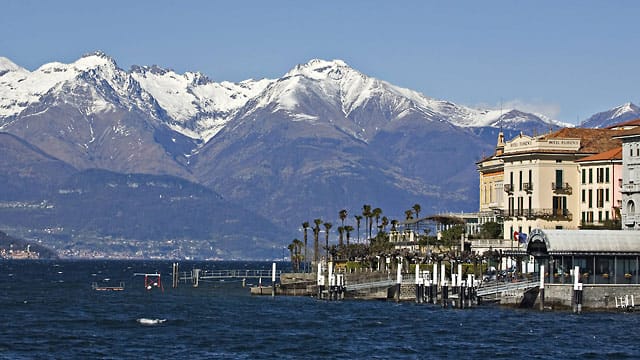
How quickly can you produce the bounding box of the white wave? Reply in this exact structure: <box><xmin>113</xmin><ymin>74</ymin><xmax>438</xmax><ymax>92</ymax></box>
<box><xmin>137</xmin><ymin>318</ymin><xmax>167</xmax><ymax>325</ymax></box>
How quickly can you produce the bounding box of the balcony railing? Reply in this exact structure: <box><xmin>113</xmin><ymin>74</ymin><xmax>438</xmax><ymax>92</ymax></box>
<box><xmin>551</xmin><ymin>182</ymin><xmax>572</xmax><ymax>195</ymax></box>
<box><xmin>621</xmin><ymin>183</ymin><xmax>640</xmax><ymax>193</ymax></box>
<box><xmin>523</xmin><ymin>182</ymin><xmax>533</xmax><ymax>193</ymax></box>
<box><xmin>509</xmin><ymin>208</ymin><xmax>572</xmax><ymax>221</ymax></box>
<box><xmin>624</xmin><ymin>215</ymin><xmax>637</xmax><ymax>227</ymax></box>
<box><xmin>503</xmin><ymin>183</ymin><xmax>513</xmax><ymax>193</ymax></box>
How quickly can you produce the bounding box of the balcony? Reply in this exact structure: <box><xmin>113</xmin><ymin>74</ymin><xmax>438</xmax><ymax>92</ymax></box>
<box><xmin>624</xmin><ymin>215</ymin><xmax>637</xmax><ymax>227</ymax></box>
<box><xmin>551</xmin><ymin>182</ymin><xmax>572</xmax><ymax>195</ymax></box>
<box><xmin>503</xmin><ymin>183</ymin><xmax>514</xmax><ymax>194</ymax></box>
<box><xmin>523</xmin><ymin>182</ymin><xmax>533</xmax><ymax>193</ymax></box>
<box><xmin>621</xmin><ymin>183</ymin><xmax>640</xmax><ymax>194</ymax></box>
<box><xmin>518</xmin><ymin>208</ymin><xmax>573</xmax><ymax>221</ymax></box>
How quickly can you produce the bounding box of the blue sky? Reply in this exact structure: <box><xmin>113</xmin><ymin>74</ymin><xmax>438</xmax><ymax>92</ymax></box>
<box><xmin>1</xmin><ymin>0</ymin><xmax>638</xmax><ymax>124</ymax></box>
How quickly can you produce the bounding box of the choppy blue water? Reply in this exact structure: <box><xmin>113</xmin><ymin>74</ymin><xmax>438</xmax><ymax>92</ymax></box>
<box><xmin>1</xmin><ymin>260</ymin><xmax>639</xmax><ymax>359</ymax></box>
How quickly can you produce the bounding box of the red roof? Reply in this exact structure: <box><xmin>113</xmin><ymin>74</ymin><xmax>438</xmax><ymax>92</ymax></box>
<box><xmin>612</xmin><ymin>126</ymin><xmax>640</xmax><ymax>138</ymax></box>
<box><xmin>543</xmin><ymin>128</ymin><xmax>621</xmax><ymax>154</ymax></box>
<box><xmin>575</xmin><ymin>147</ymin><xmax>622</xmax><ymax>162</ymax></box>
<box><xmin>606</xmin><ymin>117</ymin><xmax>640</xmax><ymax>129</ymax></box>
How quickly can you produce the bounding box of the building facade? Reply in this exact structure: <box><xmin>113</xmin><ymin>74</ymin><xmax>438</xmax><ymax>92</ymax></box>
<box><xmin>575</xmin><ymin>147</ymin><xmax>623</xmax><ymax>227</ymax></box>
<box><xmin>478</xmin><ymin>128</ymin><xmax>621</xmax><ymax>239</ymax></box>
<box><xmin>614</xmin><ymin>127</ymin><xmax>640</xmax><ymax>230</ymax></box>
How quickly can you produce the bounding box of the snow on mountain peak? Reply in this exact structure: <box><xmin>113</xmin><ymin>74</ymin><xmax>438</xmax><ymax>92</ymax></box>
<box><xmin>0</xmin><ymin>57</ymin><xmax>26</xmax><ymax>74</ymax></box>
<box><xmin>580</xmin><ymin>102</ymin><xmax>640</xmax><ymax>128</ymax></box>
<box><xmin>286</xmin><ymin>59</ymin><xmax>351</xmax><ymax>80</ymax></box>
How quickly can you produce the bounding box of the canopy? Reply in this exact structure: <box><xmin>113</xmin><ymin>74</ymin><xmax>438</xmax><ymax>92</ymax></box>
<box><xmin>527</xmin><ymin>229</ymin><xmax>640</xmax><ymax>256</ymax></box>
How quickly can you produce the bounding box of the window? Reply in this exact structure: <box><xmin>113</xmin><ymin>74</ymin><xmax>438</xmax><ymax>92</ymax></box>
<box><xmin>519</xmin><ymin>171</ymin><xmax>522</xmax><ymax>191</ymax></box>
<box><xmin>597</xmin><ymin>189</ymin><xmax>604</xmax><ymax>208</ymax></box>
<box><xmin>605</xmin><ymin>167</ymin><xmax>610</xmax><ymax>183</ymax></box>
<box><xmin>582</xmin><ymin>169</ymin><xmax>586</xmax><ymax>184</ymax></box>
<box><xmin>605</xmin><ymin>188</ymin><xmax>609</xmax><ymax>202</ymax></box>
<box><xmin>588</xmin><ymin>189</ymin><xmax>593</xmax><ymax>208</ymax></box>
<box><xmin>556</xmin><ymin>170</ymin><xmax>563</xmax><ymax>189</ymax></box>
<box><xmin>588</xmin><ymin>168</ymin><xmax>593</xmax><ymax>184</ymax></box>
<box><xmin>581</xmin><ymin>189</ymin><xmax>586</xmax><ymax>203</ymax></box>
<box><xmin>597</xmin><ymin>168</ymin><xmax>604</xmax><ymax>183</ymax></box>
<box><xmin>553</xmin><ymin>196</ymin><xmax>567</xmax><ymax>217</ymax></box>
<box><xmin>517</xmin><ymin>197</ymin><xmax>524</xmax><ymax>216</ymax></box>
<box><xmin>508</xmin><ymin>197</ymin><xmax>515</xmax><ymax>216</ymax></box>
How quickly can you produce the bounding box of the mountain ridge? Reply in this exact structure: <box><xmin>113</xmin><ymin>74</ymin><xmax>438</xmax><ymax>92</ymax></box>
<box><xmin>0</xmin><ymin>52</ymin><xmax>634</xmax><ymax>259</ymax></box>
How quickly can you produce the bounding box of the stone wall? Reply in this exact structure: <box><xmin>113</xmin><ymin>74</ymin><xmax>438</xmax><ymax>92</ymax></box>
<box><xmin>541</xmin><ymin>284</ymin><xmax>640</xmax><ymax>311</ymax></box>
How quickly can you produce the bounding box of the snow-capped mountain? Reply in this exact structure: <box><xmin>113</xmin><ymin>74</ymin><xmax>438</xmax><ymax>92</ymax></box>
<box><xmin>580</xmin><ymin>102</ymin><xmax>640</xmax><ymax>129</ymax></box>
<box><xmin>0</xmin><ymin>52</ymin><xmax>620</xmax><ymax>258</ymax></box>
<box><xmin>241</xmin><ymin>59</ymin><xmax>557</xmax><ymax>142</ymax></box>
<box><xmin>1</xmin><ymin>54</ymin><xmax>561</xmax><ymax>147</ymax></box>
<box><xmin>130</xmin><ymin>65</ymin><xmax>272</xmax><ymax>141</ymax></box>
<box><xmin>0</xmin><ymin>52</ymin><xmax>157</xmax><ymax>120</ymax></box>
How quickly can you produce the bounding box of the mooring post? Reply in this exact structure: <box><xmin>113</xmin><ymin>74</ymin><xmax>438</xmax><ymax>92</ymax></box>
<box><xmin>467</xmin><ymin>274</ymin><xmax>474</xmax><ymax>308</ymax></box>
<box><xmin>272</xmin><ymin>262</ymin><xmax>276</xmax><ymax>297</ymax></box>
<box><xmin>317</xmin><ymin>262</ymin><xmax>324</xmax><ymax>299</ymax></box>
<box><xmin>395</xmin><ymin>260</ymin><xmax>402</xmax><ymax>302</ymax></box>
<box><xmin>192</xmin><ymin>268</ymin><xmax>200</xmax><ymax>287</ymax></box>
<box><xmin>328</xmin><ymin>261</ymin><xmax>334</xmax><ymax>300</ymax></box>
<box><xmin>457</xmin><ymin>263</ymin><xmax>463</xmax><ymax>309</ymax></box>
<box><xmin>440</xmin><ymin>263</ymin><xmax>446</xmax><ymax>308</ymax></box>
<box><xmin>172</xmin><ymin>262</ymin><xmax>179</xmax><ymax>288</ymax></box>
<box><xmin>573</xmin><ymin>265</ymin><xmax>582</xmax><ymax>314</ymax></box>
<box><xmin>415</xmin><ymin>264</ymin><xmax>420</xmax><ymax>303</ymax></box>
<box><xmin>432</xmin><ymin>263</ymin><xmax>438</xmax><ymax>305</ymax></box>
<box><xmin>539</xmin><ymin>264</ymin><xmax>545</xmax><ymax>311</ymax></box>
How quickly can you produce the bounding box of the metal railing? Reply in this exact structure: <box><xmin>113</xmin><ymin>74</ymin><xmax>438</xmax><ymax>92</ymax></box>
<box><xmin>477</xmin><ymin>278</ymin><xmax>539</xmax><ymax>297</ymax></box>
<box><xmin>551</xmin><ymin>182</ymin><xmax>572</xmax><ymax>194</ymax></box>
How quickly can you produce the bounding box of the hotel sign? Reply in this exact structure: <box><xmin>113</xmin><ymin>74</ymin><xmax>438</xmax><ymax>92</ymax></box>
<box><xmin>505</xmin><ymin>135</ymin><xmax>581</xmax><ymax>153</ymax></box>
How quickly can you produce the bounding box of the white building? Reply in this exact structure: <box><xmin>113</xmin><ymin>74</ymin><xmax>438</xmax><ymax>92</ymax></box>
<box><xmin>614</xmin><ymin>126</ymin><xmax>640</xmax><ymax>230</ymax></box>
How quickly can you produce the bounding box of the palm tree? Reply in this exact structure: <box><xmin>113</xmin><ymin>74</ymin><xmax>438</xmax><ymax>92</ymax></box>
<box><xmin>302</xmin><ymin>221</ymin><xmax>309</xmax><ymax>272</ymax></box>
<box><xmin>372</xmin><ymin>207</ymin><xmax>382</xmax><ymax>236</ymax></box>
<box><xmin>362</xmin><ymin>205</ymin><xmax>371</xmax><ymax>242</ymax></box>
<box><xmin>412</xmin><ymin>203</ymin><xmax>422</xmax><ymax>231</ymax></box>
<box><xmin>344</xmin><ymin>225</ymin><xmax>354</xmax><ymax>246</ymax></box>
<box><xmin>287</xmin><ymin>241</ymin><xmax>296</xmax><ymax>271</ymax></box>
<box><xmin>313</xmin><ymin>218</ymin><xmax>323</xmax><ymax>263</ymax></box>
<box><xmin>339</xmin><ymin>209</ymin><xmax>348</xmax><ymax>227</ymax></box>
<box><xmin>381</xmin><ymin>216</ymin><xmax>389</xmax><ymax>233</ymax></box>
<box><xmin>354</xmin><ymin>215</ymin><xmax>363</xmax><ymax>244</ymax></box>
<box><xmin>293</xmin><ymin>238</ymin><xmax>303</xmax><ymax>272</ymax></box>
<box><xmin>323</xmin><ymin>222</ymin><xmax>332</xmax><ymax>261</ymax></box>
<box><xmin>405</xmin><ymin>209</ymin><xmax>414</xmax><ymax>221</ymax></box>
<box><xmin>337</xmin><ymin>226</ymin><xmax>345</xmax><ymax>247</ymax></box>
<box><xmin>391</xmin><ymin>219</ymin><xmax>399</xmax><ymax>232</ymax></box>
<box><xmin>413</xmin><ymin>203</ymin><xmax>422</xmax><ymax>219</ymax></box>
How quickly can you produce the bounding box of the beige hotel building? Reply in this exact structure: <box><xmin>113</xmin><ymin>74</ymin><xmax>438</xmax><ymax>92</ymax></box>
<box><xmin>477</xmin><ymin>128</ymin><xmax>621</xmax><ymax>239</ymax></box>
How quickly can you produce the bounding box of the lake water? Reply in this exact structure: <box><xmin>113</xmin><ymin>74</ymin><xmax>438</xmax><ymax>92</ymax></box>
<box><xmin>1</xmin><ymin>260</ymin><xmax>639</xmax><ymax>359</ymax></box>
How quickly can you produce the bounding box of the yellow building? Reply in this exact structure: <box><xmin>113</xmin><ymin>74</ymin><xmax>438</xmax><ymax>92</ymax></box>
<box><xmin>476</xmin><ymin>131</ymin><xmax>506</xmax><ymax>228</ymax></box>
<box><xmin>478</xmin><ymin>128</ymin><xmax>620</xmax><ymax>239</ymax></box>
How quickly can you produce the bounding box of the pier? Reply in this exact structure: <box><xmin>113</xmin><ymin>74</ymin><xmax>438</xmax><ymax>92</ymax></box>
<box><xmin>172</xmin><ymin>262</ymin><xmax>282</xmax><ymax>289</ymax></box>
